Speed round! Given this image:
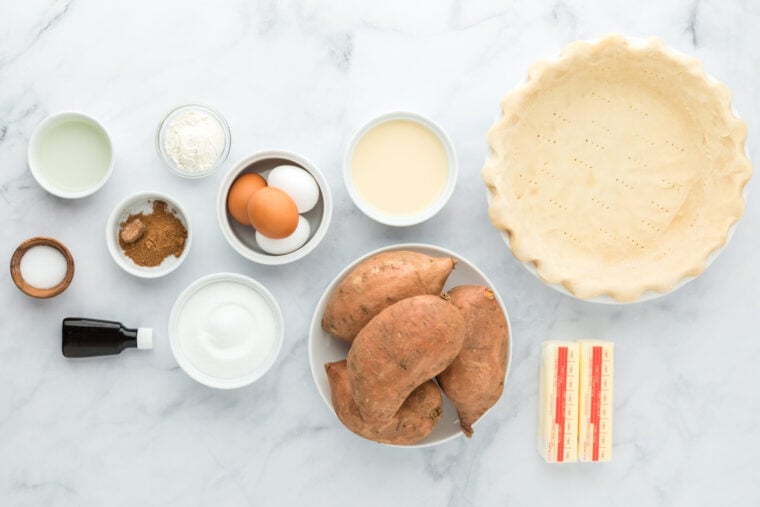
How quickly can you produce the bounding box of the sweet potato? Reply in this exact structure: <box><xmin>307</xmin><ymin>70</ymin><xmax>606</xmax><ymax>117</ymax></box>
<box><xmin>347</xmin><ymin>294</ymin><xmax>465</xmax><ymax>423</ymax></box>
<box><xmin>325</xmin><ymin>360</ymin><xmax>442</xmax><ymax>445</ymax></box>
<box><xmin>321</xmin><ymin>251</ymin><xmax>456</xmax><ymax>342</ymax></box>
<box><xmin>437</xmin><ymin>285</ymin><xmax>509</xmax><ymax>437</ymax></box>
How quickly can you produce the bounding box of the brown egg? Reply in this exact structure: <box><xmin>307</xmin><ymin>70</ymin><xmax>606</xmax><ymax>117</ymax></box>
<box><xmin>227</xmin><ymin>173</ymin><xmax>267</xmax><ymax>225</ymax></box>
<box><xmin>247</xmin><ymin>187</ymin><xmax>299</xmax><ymax>239</ymax></box>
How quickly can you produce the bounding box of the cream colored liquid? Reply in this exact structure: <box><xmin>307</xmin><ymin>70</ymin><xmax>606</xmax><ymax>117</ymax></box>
<box><xmin>36</xmin><ymin>120</ymin><xmax>111</xmax><ymax>193</ymax></box>
<box><xmin>351</xmin><ymin>119</ymin><xmax>449</xmax><ymax>216</ymax></box>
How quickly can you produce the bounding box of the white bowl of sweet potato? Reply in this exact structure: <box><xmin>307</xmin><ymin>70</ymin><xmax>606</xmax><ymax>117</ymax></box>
<box><xmin>308</xmin><ymin>243</ymin><xmax>513</xmax><ymax>447</ymax></box>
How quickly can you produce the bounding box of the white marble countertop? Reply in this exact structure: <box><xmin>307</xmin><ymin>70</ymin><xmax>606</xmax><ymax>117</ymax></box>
<box><xmin>1</xmin><ymin>1</ymin><xmax>759</xmax><ymax>505</ymax></box>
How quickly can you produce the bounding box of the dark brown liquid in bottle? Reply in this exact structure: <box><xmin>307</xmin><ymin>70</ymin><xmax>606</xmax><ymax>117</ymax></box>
<box><xmin>62</xmin><ymin>318</ymin><xmax>138</xmax><ymax>358</ymax></box>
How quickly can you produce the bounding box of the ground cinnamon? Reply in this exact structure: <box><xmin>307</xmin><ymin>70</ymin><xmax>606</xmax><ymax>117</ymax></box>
<box><xmin>119</xmin><ymin>200</ymin><xmax>187</xmax><ymax>267</ymax></box>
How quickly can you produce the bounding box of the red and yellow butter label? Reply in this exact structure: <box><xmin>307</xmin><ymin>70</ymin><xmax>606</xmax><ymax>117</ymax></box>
<box><xmin>538</xmin><ymin>341</ymin><xmax>579</xmax><ymax>463</ymax></box>
<box><xmin>578</xmin><ymin>340</ymin><xmax>613</xmax><ymax>462</ymax></box>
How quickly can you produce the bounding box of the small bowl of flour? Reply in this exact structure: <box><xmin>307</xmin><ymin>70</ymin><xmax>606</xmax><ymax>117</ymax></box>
<box><xmin>156</xmin><ymin>104</ymin><xmax>231</xmax><ymax>178</ymax></box>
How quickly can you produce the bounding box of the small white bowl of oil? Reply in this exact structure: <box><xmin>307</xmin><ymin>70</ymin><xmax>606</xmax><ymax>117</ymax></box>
<box><xmin>28</xmin><ymin>111</ymin><xmax>114</xmax><ymax>199</ymax></box>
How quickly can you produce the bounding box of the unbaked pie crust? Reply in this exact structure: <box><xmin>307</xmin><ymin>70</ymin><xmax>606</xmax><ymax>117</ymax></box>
<box><xmin>483</xmin><ymin>35</ymin><xmax>752</xmax><ymax>302</ymax></box>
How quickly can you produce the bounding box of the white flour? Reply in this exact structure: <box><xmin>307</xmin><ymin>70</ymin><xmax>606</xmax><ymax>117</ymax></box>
<box><xmin>164</xmin><ymin>109</ymin><xmax>226</xmax><ymax>172</ymax></box>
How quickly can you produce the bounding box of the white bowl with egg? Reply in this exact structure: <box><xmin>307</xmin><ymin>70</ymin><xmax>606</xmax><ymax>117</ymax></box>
<box><xmin>105</xmin><ymin>191</ymin><xmax>192</xmax><ymax>278</ymax></box>
<box><xmin>169</xmin><ymin>273</ymin><xmax>284</xmax><ymax>389</ymax></box>
<box><xmin>217</xmin><ymin>150</ymin><xmax>333</xmax><ymax>265</ymax></box>
<box><xmin>28</xmin><ymin>111</ymin><xmax>115</xmax><ymax>199</ymax></box>
<box><xmin>344</xmin><ymin>111</ymin><xmax>458</xmax><ymax>227</ymax></box>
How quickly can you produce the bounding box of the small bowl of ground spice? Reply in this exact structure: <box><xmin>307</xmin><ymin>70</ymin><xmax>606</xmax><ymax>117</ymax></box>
<box><xmin>106</xmin><ymin>191</ymin><xmax>191</xmax><ymax>278</ymax></box>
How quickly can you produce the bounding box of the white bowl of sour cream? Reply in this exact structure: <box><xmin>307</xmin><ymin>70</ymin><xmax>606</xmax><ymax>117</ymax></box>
<box><xmin>169</xmin><ymin>273</ymin><xmax>284</xmax><ymax>389</ymax></box>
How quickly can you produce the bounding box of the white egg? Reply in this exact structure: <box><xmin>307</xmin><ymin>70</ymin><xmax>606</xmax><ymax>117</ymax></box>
<box><xmin>267</xmin><ymin>165</ymin><xmax>320</xmax><ymax>213</ymax></box>
<box><xmin>256</xmin><ymin>216</ymin><xmax>311</xmax><ymax>255</ymax></box>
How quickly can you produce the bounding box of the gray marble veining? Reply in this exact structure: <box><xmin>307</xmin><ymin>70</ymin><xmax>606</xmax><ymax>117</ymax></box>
<box><xmin>1</xmin><ymin>0</ymin><xmax>759</xmax><ymax>505</ymax></box>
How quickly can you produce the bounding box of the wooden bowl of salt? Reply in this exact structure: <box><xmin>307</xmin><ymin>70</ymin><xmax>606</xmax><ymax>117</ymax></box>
<box><xmin>10</xmin><ymin>237</ymin><xmax>75</xmax><ymax>298</ymax></box>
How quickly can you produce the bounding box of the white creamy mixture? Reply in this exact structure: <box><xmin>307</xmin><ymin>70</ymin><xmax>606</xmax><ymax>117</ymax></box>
<box><xmin>164</xmin><ymin>110</ymin><xmax>225</xmax><ymax>172</ymax></box>
<box><xmin>177</xmin><ymin>280</ymin><xmax>276</xmax><ymax>379</ymax></box>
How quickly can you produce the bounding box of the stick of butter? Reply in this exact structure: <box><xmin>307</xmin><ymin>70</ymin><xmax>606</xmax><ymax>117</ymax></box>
<box><xmin>537</xmin><ymin>341</ymin><xmax>579</xmax><ymax>463</ymax></box>
<box><xmin>578</xmin><ymin>340</ymin><xmax>613</xmax><ymax>462</ymax></box>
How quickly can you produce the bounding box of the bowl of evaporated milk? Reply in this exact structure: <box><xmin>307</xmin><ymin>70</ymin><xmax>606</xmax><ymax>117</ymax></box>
<box><xmin>169</xmin><ymin>273</ymin><xmax>284</xmax><ymax>389</ymax></box>
<box><xmin>344</xmin><ymin>111</ymin><xmax>458</xmax><ymax>227</ymax></box>
<box><xmin>28</xmin><ymin>111</ymin><xmax>114</xmax><ymax>199</ymax></box>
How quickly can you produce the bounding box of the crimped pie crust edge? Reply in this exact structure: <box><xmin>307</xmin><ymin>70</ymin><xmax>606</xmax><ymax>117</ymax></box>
<box><xmin>482</xmin><ymin>35</ymin><xmax>753</xmax><ymax>302</ymax></box>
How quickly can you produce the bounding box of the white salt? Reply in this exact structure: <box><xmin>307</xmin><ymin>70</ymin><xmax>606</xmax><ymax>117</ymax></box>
<box><xmin>20</xmin><ymin>245</ymin><xmax>68</xmax><ymax>289</ymax></box>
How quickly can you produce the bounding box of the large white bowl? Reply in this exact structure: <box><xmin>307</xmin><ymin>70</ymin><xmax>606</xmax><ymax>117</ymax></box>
<box><xmin>308</xmin><ymin>243</ymin><xmax>513</xmax><ymax>448</ymax></box>
<box><xmin>217</xmin><ymin>150</ymin><xmax>333</xmax><ymax>265</ymax></box>
<box><xmin>169</xmin><ymin>272</ymin><xmax>284</xmax><ymax>389</ymax></box>
<box><xmin>105</xmin><ymin>191</ymin><xmax>192</xmax><ymax>278</ymax></box>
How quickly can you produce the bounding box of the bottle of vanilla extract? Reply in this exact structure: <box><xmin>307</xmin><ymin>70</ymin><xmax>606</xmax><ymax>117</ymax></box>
<box><xmin>62</xmin><ymin>318</ymin><xmax>153</xmax><ymax>358</ymax></box>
